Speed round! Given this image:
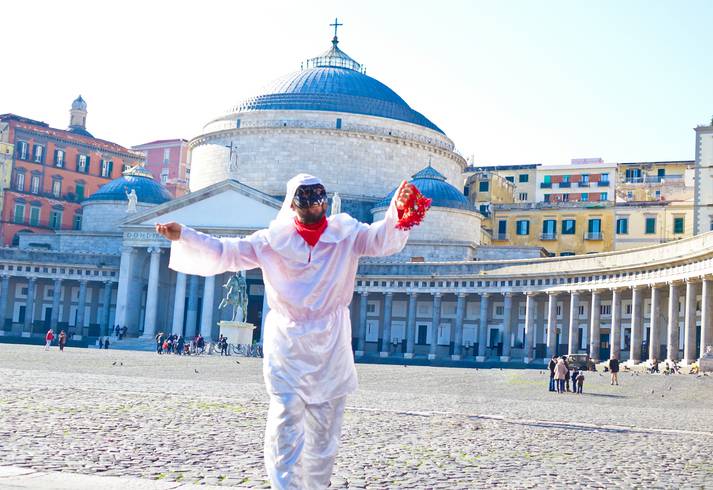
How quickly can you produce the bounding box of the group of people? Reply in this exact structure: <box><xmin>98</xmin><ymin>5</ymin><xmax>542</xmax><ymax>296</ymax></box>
<box><xmin>44</xmin><ymin>329</ymin><xmax>67</xmax><ymax>351</ymax></box>
<box><xmin>155</xmin><ymin>332</ymin><xmax>206</xmax><ymax>355</ymax></box>
<box><xmin>112</xmin><ymin>325</ymin><xmax>128</xmax><ymax>339</ymax></box>
<box><xmin>548</xmin><ymin>355</ymin><xmax>586</xmax><ymax>393</ymax></box>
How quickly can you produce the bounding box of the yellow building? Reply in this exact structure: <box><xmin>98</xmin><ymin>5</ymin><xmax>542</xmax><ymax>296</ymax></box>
<box><xmin>615</xmin><ymin>161</ymin><xmax>694</xmax><ymax>250</ymax></box>
<box><xmin>491</xmin><ymin>202</ymin><xmax>615</xmax><ymax>256</ymax></box>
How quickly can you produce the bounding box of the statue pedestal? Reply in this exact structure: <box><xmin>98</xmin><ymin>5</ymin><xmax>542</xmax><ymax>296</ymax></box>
<box><xmin>219</xmin><ymin>321</ymin><xmax>255</xmax><ymax>345</ymax></box>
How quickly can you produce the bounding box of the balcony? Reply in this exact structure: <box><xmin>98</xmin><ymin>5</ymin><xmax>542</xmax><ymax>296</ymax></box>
<box><xmin>585</xmin><ymin>232</ymin><xmax>603</xmax><ymax>240</ymax></box>
<box><xmin>495</xmin><ymin>233</ymin><xmax>509</xmax><ymax>241</ymax></box>
<box><xmin>577</xmin><ymin>181</ymin><xmax>590</xmax><ymax>187</ymax></box>
<box><xmin>540</xmin><ymin>233</ymin><xmax>557</xmax><ymax>241</ymax></box>
<box><xmin>622</xmin><ymin>175</ymin><xmax>684</xmax><ymax>185</ymax></box>
<box><xmin>558</xmin><ymin>182</ymin><xmax>571</xmax><ymax>188</ymax></box>
<box><xmin>540</xmin><ymin>182</ymin><xmax>552</xmax><ymax>189</ymax></box>
<box><xmin>597</xmin><ymin>180</ymin><xmax>610</xmax><ymax>187</ymax></box>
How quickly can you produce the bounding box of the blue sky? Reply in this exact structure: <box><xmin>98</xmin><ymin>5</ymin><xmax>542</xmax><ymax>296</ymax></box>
<box><xmin>2</xmin><ymin>0</ymin><xmax>712</xmax><ymax>165</ymax></box>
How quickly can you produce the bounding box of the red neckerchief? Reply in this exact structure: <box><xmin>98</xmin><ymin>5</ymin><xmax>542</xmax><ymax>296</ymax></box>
<box><xmin>294</xmin><ymin>215</ymin><xmax>328</xmax><ymax>247</ymax></box>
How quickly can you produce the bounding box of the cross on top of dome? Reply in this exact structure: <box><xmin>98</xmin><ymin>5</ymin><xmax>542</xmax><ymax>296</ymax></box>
<box><xmin>330</xmin><ymin>17</ymin><xmax>343</xmax><ymax>47</ymax></box>
<box><xmin>303</xmin><ymin>19</ymin><xmax>365</xmax><ymax>73</ymax></box>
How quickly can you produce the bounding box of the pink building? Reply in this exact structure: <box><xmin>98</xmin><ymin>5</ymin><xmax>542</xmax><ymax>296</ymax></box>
<box><xmin>131</xmin><ymin>139</ymin><xmax>190</xmax><ymax>197</ymax></box>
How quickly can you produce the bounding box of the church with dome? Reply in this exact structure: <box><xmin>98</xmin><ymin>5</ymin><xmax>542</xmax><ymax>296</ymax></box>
<box><xmin>2</xmin><ymin>27</ymin><xmax>713</xmax><ymax>369</ymax></box>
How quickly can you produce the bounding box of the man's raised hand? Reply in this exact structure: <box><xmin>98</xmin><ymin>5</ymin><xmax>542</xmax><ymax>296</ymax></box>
<box><xmin>155</xmin><ymin>222</ymin><xmax>182</xmax><ymax>241</ymax></box>
<box><xmin>395</xmin><ymin>180</ymin><xmax>416</xmax><ymax>211</ymax></box>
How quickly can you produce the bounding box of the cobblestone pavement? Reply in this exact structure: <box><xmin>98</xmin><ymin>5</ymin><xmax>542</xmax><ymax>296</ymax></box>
<box><xmin>1</xmin><ymin>344</ymin><xmax>712</xmax><ymax>488</ymax></box>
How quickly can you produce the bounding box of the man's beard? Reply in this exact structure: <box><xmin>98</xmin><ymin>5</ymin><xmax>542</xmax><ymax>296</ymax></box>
<box><xmin>295</xmin><ymin>206</ymin><xmax>325</xmax><ymax>224</ymax></box>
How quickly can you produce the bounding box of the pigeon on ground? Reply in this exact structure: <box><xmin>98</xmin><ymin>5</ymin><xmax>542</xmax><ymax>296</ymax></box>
<box><xmin>112</xmin><ymin>361</ymin><xmax>116</xmax><ymax>366</ymax></box>
<box><xmin>235</xmin><ymin>360</ymin><xmax>240</xmax><ymax>365</ymax></box>
<box><xmin>120</xmin><ymin>362</ymin><xmax>123</xmax><ymax>366</ymax></box>
<box><xmin>194</xmin><ymin>369</ymin><xmax>199</xmax><ymax>374</ymax></box>
<box><xmin>668</xmin><ymin>386</ymin><xmax>672</xmax><ymax>391</ymax></box>
<box><xmin>650</xmin><ymin>389</ymin><xmax>654</xmax><ymax>394</ymax></box>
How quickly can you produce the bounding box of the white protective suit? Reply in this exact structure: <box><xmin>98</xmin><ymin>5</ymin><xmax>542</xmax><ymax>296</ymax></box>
<box><xmin>168</xmin><ymin>174</ymin><xmax>410</xmax><ymax>489</ymax></box>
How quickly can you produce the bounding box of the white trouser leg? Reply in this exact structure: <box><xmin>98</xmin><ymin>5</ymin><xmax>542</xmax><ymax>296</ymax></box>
<box><xmin>264</xmin><ymin>393</ymin><xmax>306</xmax><ymax>490</ymax></box>
<box><xmin>303</xmin><ymin>395</ymin><xmax>347</xmax><ymax>490</ymax></box>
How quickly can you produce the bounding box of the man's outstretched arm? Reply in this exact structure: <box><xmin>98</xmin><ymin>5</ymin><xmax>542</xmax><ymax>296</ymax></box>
<box><xmin>156</xmin><ymin>222</ymin><xmax>261</xmax><ymax>277</ymax></box>
<box><xmin>353</xmin><ymin>181</ymin><xmax>416</xmax><ymax>257</ymax></box>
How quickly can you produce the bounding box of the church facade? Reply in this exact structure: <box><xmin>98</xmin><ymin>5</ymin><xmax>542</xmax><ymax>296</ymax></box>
<box><xmin>0</xmin><ymin>33</ymin><xmax>712</xmax><ymax>366</ymax></box>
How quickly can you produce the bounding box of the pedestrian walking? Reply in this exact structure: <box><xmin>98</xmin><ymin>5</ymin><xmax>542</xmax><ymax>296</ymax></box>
<box><xmin>576</xmin><ymin>371</ymin><xmax>584</xmax><ymax>394</ymax></box>
<box><xmin>548</xmin><ymin>354</ymin><xmax>557</xmax><ymax>392</ymax></box>
<box><xmin>45</xmin><ymin>329</ymin><xmax>55</xmax><ymax>350</ymax></box>
<box><xmin>58</xmin><ymin>330</ymin><xmax>66</xmax><ymax>351</ymax></box>
<box><xmin>554</xmin><ymin>357</ymin><xmax>567</xmax><ymax>393</ymax></box>
<box><xmin>609</xmin><ymin>357</ymin><xmax>620</xmax><ymax>385</ymax></box>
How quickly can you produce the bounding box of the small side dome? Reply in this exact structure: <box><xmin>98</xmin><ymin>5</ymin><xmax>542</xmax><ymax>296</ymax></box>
<box><xmin>376</xmin><ymin>164</ymin><xmax>471</xmax><ymax>210</ymax></box>
<box><xmin>85</xmin><ymin>164</ymin><xmax>172</xmax><ymax>205</ymax></box>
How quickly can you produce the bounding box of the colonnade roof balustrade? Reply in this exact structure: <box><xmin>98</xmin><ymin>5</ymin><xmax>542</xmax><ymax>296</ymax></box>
<box><xmin>357</xmin><ymin>230</ymin><xmax>713</xmax><ymax>293</ymax></box>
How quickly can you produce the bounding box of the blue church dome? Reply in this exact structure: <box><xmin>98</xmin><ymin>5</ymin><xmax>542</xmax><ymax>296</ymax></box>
<box><xmin>377</xmin><ymin>165</ymin><xmax>472</xmax><ymax>210</ymax></box>
<box><xmin>86</xmin><ymin>165</ymin><xmax>172</xmax><ymax>205</ymax></box>
<box><xmin>232</xmin><ymin>39</ymin><xmax>443</xmax><ymax>134</ymax></box>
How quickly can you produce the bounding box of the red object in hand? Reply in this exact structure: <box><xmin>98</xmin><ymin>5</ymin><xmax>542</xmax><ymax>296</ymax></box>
<box><xmin>396</xmin><ymin>186</ymin><xmax>431</xmax><ymax>231</ymax></box>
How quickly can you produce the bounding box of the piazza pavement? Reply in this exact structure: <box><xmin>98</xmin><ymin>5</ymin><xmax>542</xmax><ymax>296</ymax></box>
<box><xmin>0</xmin><ymin>344</ymin><xmax>712</xmax><ymax>489</ymax></box>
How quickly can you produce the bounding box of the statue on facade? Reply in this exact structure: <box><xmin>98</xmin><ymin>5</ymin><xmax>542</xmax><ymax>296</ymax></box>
<box><xmin>227</xmin><ymin>143</ymin><xmax>239</xmax><ymax>173</ymax></box>
<box><xmin>125</xmin><ymin>188</ymin><xmax>138</xmax><ymax>213</ymax></box>
<box><xmin>330</xmin><ymin>192</ymin><xmax>342</xmax><ymax>216</ymax></box>
<box><xmin>219</xmin><ymin>271</ymin><xmax>249</xmax><ymax>322</ymax></box>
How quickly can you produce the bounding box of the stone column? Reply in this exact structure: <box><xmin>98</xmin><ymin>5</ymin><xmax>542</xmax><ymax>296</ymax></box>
<box><xmin>171</xmin><ymin>272</ymin><xmax>187</xmax><ymax>337</ymax></box>
<box><xmin>100</xmin><ymin>281</ymin><xmax>113</xmax><ymax>337</ymax></box>
<box><xmin>501</xmin><ymin>292</ymin><xmax>513</xmax><ymax>362</ymax></box>
<box><xmin>184</xmin><ymin>274</ymin><xmax>200</xmax><ymax>338</ymax></box>
<box><xmin>629</xmin><ymin>285</ymin><xmax>644</xmax><ymax>364</ymax></box>
<box><xmin>701</xmin><ymin>277</ymin><xmax>713</xmax><ymax>359</ymax></box>
<box><xmin>75</xmin><ymin>280</ymin><xmax>88</xmax><ymax>334</ymax></box>
<box><xmin>50</xmin><ymin>278</ymin><xmax>62</xmax><ymax>330</ymax></box>
<box><xmin>452</xmin><ymin>293</ymin><xmax>466</xmax><ymax>360</ymax></box>
<box><xmin>589</xmin><ymin>290</ymin><xmax>601</xmax><ymax>362</ymax></box>
<box><xmin>0</xmin><ymin>275</ymin><xmax>9</xmax><ymax>329</ymax></box>
<box><xmin>568</xmin><ymin>291</ymin><xmax>580</xmax><ymax>354</ymax></box>
<box><xmin>523</xmin><ymin>292</ymin><xmax>536</xmax><ymax>363</ymax></box>
<box><xmin>24</xmin><ymin>277</ymin><xmax>36</xmax><ymax>332</ymax></box>
<box><xmin>114</xmin><ymin>246</ymin><xmax>137</xmax><ymax>329</ymax></box>
<box><xmin>683</xmin><ymin>279</ymin><xmax>698</xmax><ymax>364</ymax></box>
<box><xmin>648</xmin><ymin>285</ymin><xmax>662</xmax><ymax>362</ymax></box>
<box><xmin>535</xmin><ymin>296</ymin><xmax>546</xmax><ymax>347</ymax></box>
<box><xmin>405</xmin><ymin>292</ymin><xmax>417</xmax><ymax>359</ymax></box>
<box><xmin>428</xmin><ymin>293</ymin><xmax>442</xmax><ymax>360</ymax></box>
<box><xmin>610</xmin><ymin>288</ymin><xmax>622</xmax><ymax>360</ymax></box>
<box><xmin>666</xmin><ymin>281</ymin><xmax>681</xmax><ymax>361</ymax></box>
<box><xmin>200</xmin><ymin>275</ymin><xmax>215</xmax><ymax>340</ymax></box>
<box><xmin>476</xmin><ymin>293</ymin><xmax>489</xmax><ymax>361</ymax></box>
<box><xmin>380</xmin><ymin>292</ymin><xmax>394</xmax><ymax>357</ymax></box>
<box><xmin>546</xmin><ymin>292</ymin><xmax>558</xmax><ymax>359</ymax></box>
<box><xmin>356</xmin><ymin>291</ymin><xmax>368</xmax><ymax>356</ymax></box>
<box><xmin>141</xmin><ymin>247</ymin><xmax>162</xmax><ymax>339</ymax></box>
